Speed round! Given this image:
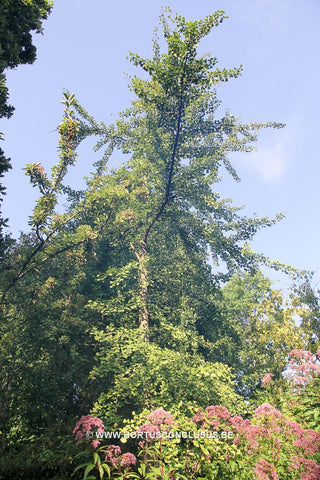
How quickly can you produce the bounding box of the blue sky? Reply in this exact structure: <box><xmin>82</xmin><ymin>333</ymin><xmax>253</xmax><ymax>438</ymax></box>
<box><xmin>1</xmin><ymin>0</ymin><xmax>320</xmax><ymax>287</ymax></box>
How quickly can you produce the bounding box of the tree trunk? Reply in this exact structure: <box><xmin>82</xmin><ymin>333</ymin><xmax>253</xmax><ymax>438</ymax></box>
<box><xmin>138</xmin><ymin>240</ymin><xmax>149</xmax><ymax>341</ymax></box>
<box><xmin>131</xmin><ymin>240</ymin><xmax>149</xmax><ymax>341</ymax></box>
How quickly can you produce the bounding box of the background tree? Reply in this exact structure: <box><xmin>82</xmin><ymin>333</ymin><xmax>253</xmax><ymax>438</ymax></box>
<box><xmin>216</xmin><ymin>271</ymin><xmax>307</xmax><ymax>396</ymax></box>
<box><xmin>0</xmin><ymin>0</ymin><xmax>53</xmax><ymax>239</ymax></box>
<box><xmin>290</xmin><ymin>278</ymin><xmax>320</xmax><ymax>349</ymax></box>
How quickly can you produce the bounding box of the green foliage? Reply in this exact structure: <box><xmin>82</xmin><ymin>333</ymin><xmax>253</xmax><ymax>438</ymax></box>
<box><xmin>0</xmin><ymin>0</ymin><xmax>53</xmax><ymax>113</ymax></box>
<box><xmin>0</xmin><ymin>247</ymin><xmax>95</xmax><ymax>451</ymax></box>
<box><xmin>73</xmin><ymin>9</ymin><xmax>284</xmax><ymax>278</ymax></box>
<box><xmin>216</xmin><ymin>271</ymin><xmax>306</xmax><ymax>396</ymax></box>
<box><xmin>258</xmin><ymin>376</ymin><xmax>320</xmax><ymax>434</ymax></box>
<box><xmin>89</xmin><ymin>326</ymin><xmax>245</xmax><ymax>426</ymax></box>
<box><xmin>66</xmin><ymin>8</ymin><xmax>291</xmax><ymax>348</ymax></box>
<box><xmin>291</xmin><ymin>279</ymin><xmax>320</xmax><ymax>348</ymax></box>
<box><xmin>0</xmin><ymin>91</ymin><xmax>110</xmax><ymax>453</ymax></box>
<box><xmin>0</xmin><ymin>73</ymin><xmax>14</xmax><ymax>119</ymax></box>
<box><xmin>0</xmin><ymin>93</ymin><xmax>100</xmax><ymax>300</ymax></box>
<box><xmin>0</xmin><ymin>0</ymin><xmax>53</xmax><ymax>70</ymax></box>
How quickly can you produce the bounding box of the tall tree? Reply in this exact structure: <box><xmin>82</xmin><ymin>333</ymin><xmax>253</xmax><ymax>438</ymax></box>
<box><xmin>72</xmin><ymin>9</ymin><xmax>285</xmax><ymax>339</ymax></box>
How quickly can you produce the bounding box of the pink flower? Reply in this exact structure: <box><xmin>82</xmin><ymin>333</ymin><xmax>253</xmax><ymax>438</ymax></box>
<box><xmin>289</xmin><ymin>349</ymin><xmax>311</xmax><ymax>361</ymax></box>
<box><xmin>106</xmin><ymin>445</ymin><xmax>121</xmax><ymax>456</ymax></box>
<box><xmin>193</xmin><ymin>405</ymin><xmax>232</xmax><ymax>430</ymax></box>
<box><xmin>137</xmin><ymin>422</ymin><xmax>160</xmax><ymax>441</ymax></box>
<box><xmin>286</xmin><ymin>420</ymin><xmax>304</xmax><ymax>436</ymax></box>
<box><xmin>105</xmin><ymin>445</ymin><xmax>122</xmax><ymax>465</ymax></box>
<box><xmin>137</xmin><ymin>409</ymin><xmax>176</xmax><ymax>441</ymax></box>
<box><xmin>289</xmin><ymin>456</ymin><xmax>320</xmax><ymax>480</ymax></box>
<box><xmin>254</xmin><ymin>404</ymin><xmax>283</xmax><ymax>419</ymax></box>
<box><xmin>146</xmin><ymin>408</ymin><xmax>176</xmax><ymax>426</ymax></box>
<box><xmin>254</xmin><ymin>459</ymin><xmax>279</xmax><ymax>480</ymax></box>
<box><xmin>121</xmin><ymin>452</ymin><xmax>136</xmax><ymax>467</ymax></box>
<box><xmin>261</xmin><ymin>373</ymin><xmax>274</xmax><ymax>387</ymax></box>
<box><xmin>91</xmin><ymin>439</ymin><xmax>100</xmax><ymax>449</ymax></box>
<box><xmin>242</xmin><ymin>424</ymin><xmax>261</xmax><ymax>451</ymax></box>
<box><xmin>293</xmin><ymin>430</ymin><xmax>320</xmax><ymax>456</ymax></box>
<box><xmin>205</xmin><ymin>405</ymin><xmax>231</xmax><ymax>421</ymax></box>
<box><xmin>229</xmin><ymin>415</ymin><xmax>245</xmax><ymax>430</ymax></box>
<box><xmin>288</xmin><ymin>349</ymin><xmax>320</xmax><ymax>385</ymax></box>
<box><xmin>192</xmin><ymin>409</ymin><xmax>205</xmax><ymax>423</ymax></box>
<box><xmin>73</xmin><ymin>414</ymin><xmax>105</xmax><ymax>448</ymax></box>
<box><xmin>192</xmin><ymin>461</ymin><xmax>200</xmax><ymax>471</ymax></box>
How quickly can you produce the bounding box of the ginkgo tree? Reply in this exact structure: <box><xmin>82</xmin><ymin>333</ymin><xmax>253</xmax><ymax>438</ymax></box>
<box><xmin>70</xmin><ymin>8</ymin><xmax>285</xmax><ymax>338</ymax></box>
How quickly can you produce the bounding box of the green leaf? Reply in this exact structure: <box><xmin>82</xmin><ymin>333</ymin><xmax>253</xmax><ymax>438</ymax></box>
<box><xmin>72</xmin><ymin>462</ymin><xmax>91</xmax><ymax>475</ymax></box>
<box><xmin>98</xmin><ymin>465</ymin><xmax>104</xmax><ymax>479</ymax></box>
<box><xmin>84</xmin><ymin>463</ymin><xmax>95</xmax><ymax>480</ymax></box>
<box><xmin>93</xmin><ymin>452</ymin><xmax>101</xmax><ymax>466</ymax></box>
<box><xmin>102</xmin><ymin>463</ymin><xmax>111</xmax><ymax>476</ymax></box>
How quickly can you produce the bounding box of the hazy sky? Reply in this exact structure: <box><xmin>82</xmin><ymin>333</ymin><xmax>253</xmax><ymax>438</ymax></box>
<box><xmin>1</xmin><ymin>0</ymin><xmax>320</xmax><ymax>286</ymax></box>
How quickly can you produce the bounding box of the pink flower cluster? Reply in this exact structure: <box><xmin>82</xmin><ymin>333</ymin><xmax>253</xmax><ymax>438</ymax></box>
<box><xmin>289</xmin><ymin>456</ymin><xmax>320</xmax><ymax>480</ymax></box>
<box><xmin>254</xmin><ymin>403</ymin><xmax>283</xmax><ymax>419</ymax></box>
<box><xmin>105</xmin><ymin>445</ymin><xmax>136</xmax><ymax>469</ymax></box>
<box><xmin>254</xmin><ymin>458</ymin><xmax>279</xmax><ymax>480</ymax></box>
<box><xmin>288</xmin><ymin>349</ymin><xmax>320</xmax><ymax>385</ymax></box>
<box><xmin>121</xmin><ymin>452</ymin><xmax>137</xmax><ymax>467</ymax></box>
<box><xmin>73</xmin><ymin>414</ymin><xmax>105</xmax><ymax>448</ymax></box>
<box><xmin>105</xmin><ymin>445</ymin><xmax>122</xmax><ymax>465</ymax></box>
<box><xmin>193</xmin><ymin>405</ymin><xmax>231</xmax><ymax>428</ymax></box>
<box><xmin>137</xmin><ymin>408</ymin><xmax>177</xmax><ymax>442</ymax></box>
<box><xmin>136</xmin><ymin>422</ymin><xmax>160</xmax><ymax>441</ymax></box>
<box><xmin>73</xmin><ymin>406</ymin><xmax>320</xmax><ymax>479</ymax></box>
<box><xmin>146</xmin><ymin>408</ymin><xmax>176</xmax><ymax>426</ymax></box>
<box><xmin>191</xmin><ymin>403</ymin><xmax>320</xmax><ymax>479</ymax></box>
<box><xmin>261</xmin><ymin>373</ymin><xmax>274</xmax><ymax>387</ymax></box>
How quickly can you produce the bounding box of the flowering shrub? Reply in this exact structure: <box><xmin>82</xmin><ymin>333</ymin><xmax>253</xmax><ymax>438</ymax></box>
<box><xmin>72</xmin><ymin>405</ymin><xmax>320</xmax><ymax>479</ymax></box>
<box><xmin>145</xmin><ymin>408</ymin><xmax>176</xmax><ymax>427</ymax></box>
<box><xmin>258</xmin><ymin>349</ymin><xmax>320</xmax><ymax>433</ymax></box>
<box><xmin>73</xmin><ymin>415</ymin><xmax>105</xmax><ymax>448</ymax></box>
<box><xmin>105</xmin><ymin>445</ymin><xmax>122</xmax><ymax>466</ymax></box>
<box><xmin>287</xmin><ymin>349</ymin><xmax>320</xmax><ymax>385</ymax></box>
<box><xmin>72</xmin><ymin>416</ymin><xmax>136</xmax><ymax>479</ymax></box>
<box><xmin>289</xmin><ymin>456</ymin><xmax>320</xmax><ymax>480</ymax></box>
<box><xmin>136</xmin><ymin>408</ymin><xmax>177</xmax><ymax>443</ymax></box>
<box><xmin>246</xmin><ymin>404</ymin><xmax>320</xmax><ymax>479</ymax></box>
<box><xmin>104</xmin><ymin>445</ymin><xmax>136</xmax><ymax>475</ymax></box>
